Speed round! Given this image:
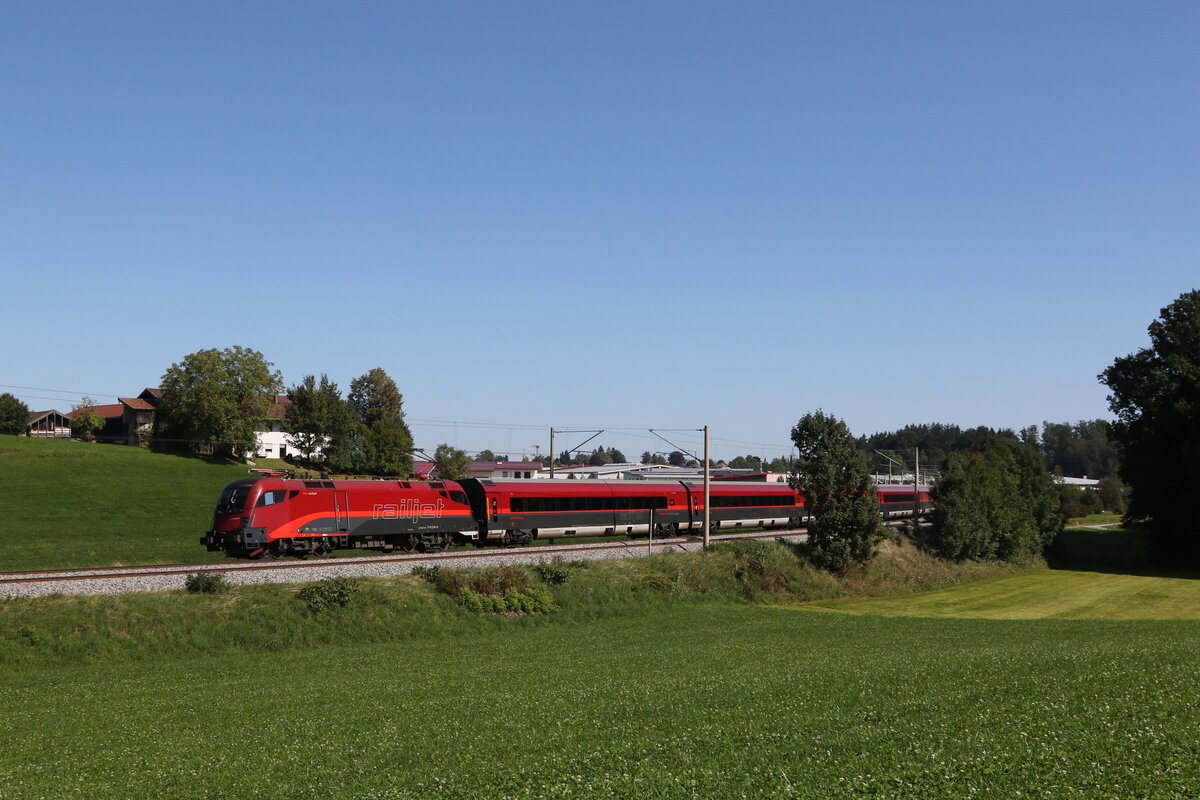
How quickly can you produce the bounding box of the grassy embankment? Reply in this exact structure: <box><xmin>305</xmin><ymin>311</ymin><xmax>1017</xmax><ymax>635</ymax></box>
<box><xmin>0</xmin><ymin>436</ymin><xmax>248</xmax><ymax>569</ymax></box>
<box><xmin>0</xmin><ymin>537</ymin><xmax>1024</xmax><ymax>670</ymax></box>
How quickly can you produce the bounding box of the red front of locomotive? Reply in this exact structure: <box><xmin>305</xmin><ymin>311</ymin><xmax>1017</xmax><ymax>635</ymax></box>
<box><xmin>202</xmin><ymin>477</ymin><xmax>294</xmax><ymax>557</ymax></box>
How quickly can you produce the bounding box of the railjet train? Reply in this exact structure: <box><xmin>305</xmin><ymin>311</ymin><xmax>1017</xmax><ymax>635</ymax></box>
<box><xmin>203</xmin><ymin>474</ymin><xmax>932</xmax><ymax>559</ymax></box>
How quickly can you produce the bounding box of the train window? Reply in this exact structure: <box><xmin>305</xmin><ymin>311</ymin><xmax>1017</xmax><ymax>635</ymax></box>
<box><xmin>217</xmin><ymin>484</ymin><xmax>253</xmax><ymax>514</ymax></box>
<box><xmin>256</xmin><ymin>490</ymin><xmax>287</xmax><ymax>507</ymax></box>
<box><xmin>450</xmin><ymin>491</ymin><xmax>468</xmax><ymax>505</ymax></box>
<box><xmin>289</xmin><ymin>491</ymin><xmax>300</xmax><ymax>499</ymax></box>
<box><xmin>511</xmin><ymin>498</ymin><xmax>525</xmax><ymax>512</ymax></box>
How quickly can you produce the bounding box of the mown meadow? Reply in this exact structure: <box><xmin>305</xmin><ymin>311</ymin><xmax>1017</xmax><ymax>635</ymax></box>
<box><xmin>2</xmin><ymin>601</ymin><xmax>1198</xmax><ymax>799</ymax></box>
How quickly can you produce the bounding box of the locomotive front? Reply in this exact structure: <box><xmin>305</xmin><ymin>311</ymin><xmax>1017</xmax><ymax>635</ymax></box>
<box><xmin>202</xmin><ymin>477</ymin><xmax>287</xmax><ymax>557</ymax></box>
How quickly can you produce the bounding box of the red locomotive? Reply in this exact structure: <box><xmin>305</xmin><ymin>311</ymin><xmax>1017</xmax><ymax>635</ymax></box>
<box><xmin>203</xmin><ymin>475</ymin><xmax>931</xmax><ymax>558</ymax></box>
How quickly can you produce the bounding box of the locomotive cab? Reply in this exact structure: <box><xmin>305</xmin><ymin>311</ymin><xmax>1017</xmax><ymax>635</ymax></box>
<box><xmin>202</xmin><ymin>477</ymin><xmax>289</xmax><ymax>557</ymax></box>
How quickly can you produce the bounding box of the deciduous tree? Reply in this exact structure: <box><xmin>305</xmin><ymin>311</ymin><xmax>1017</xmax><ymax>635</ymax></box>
<box><xmin>158</xmin><ymin>346</ymin><xmax>283</xmax><ymax>458</ymax></box>
<box><xmin>285</xmin><ymin>374</ymin><xmax>357</xmax><ymax>466</ymax></box>
<box><xmin>1100</xmin><ymin>289</ymin><xmax>1200</xmax><ymax>557</ymax></box>
<box><xmin>0</xmin><ymin>393</ymin><xmax>29</xmax><ymax>435</ymax></box>
<box><xmin>70</xmin><ymin>396</ymin><xmax>105</xmax><ymax>442</ymax></box>
<box><xmin>929</xmin><ymin>436</ymin><xmax>1061</xmax><ymax>562</ymax></box>
<box><xmin>347</xmin><ymin>367</ymin><xmax>413</xmax><ymax>476</ymax></box>
<box><xmin>789</xmin><ymin>411</ymin><xmax>882</xmax><ymax>571</ymax></box>
<box><xmin>433</xmin><ymin>443</ymin><xmax>471</xmax><ymax>480</ymax></box>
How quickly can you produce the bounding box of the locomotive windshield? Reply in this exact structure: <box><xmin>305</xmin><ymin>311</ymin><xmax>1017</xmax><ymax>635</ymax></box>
<box><xmin>216</xmin><ymin>482</ymin><xmax>253</xmax><ymax>515</ymax></box>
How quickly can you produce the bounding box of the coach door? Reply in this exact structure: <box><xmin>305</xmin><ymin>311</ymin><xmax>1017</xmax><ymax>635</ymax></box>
<box><xmin>334</xmin><ymin>491</ymin><xmax>350</xmax><ymax>532</ymax></box>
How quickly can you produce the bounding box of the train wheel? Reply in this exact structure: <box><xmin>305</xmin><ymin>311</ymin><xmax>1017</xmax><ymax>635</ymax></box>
<box><xmin>400</xmin><ymin>536</ymin><xmax>417</xmax><ymax>553</ymax></box>
<box><xmin>438</xmin><ymin>533</ymin><xmax>452</xmax><ymax>551</ymax></box>
<box><xmin>265</xmin><ymin>540</ymin><xmax>288</xmax><ymax>559</ymax></box>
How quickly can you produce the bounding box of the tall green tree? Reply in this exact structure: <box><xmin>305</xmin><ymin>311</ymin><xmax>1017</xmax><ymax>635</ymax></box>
<box><xmin>475</xmin><ymin>449</ymin><xmax>497</xmax><ymax>462</ymax></box>
<box><xmin>790</xmin><ymin>411</ymin><xmax>882</xmax><ymax>571</ymax></box>
<box><xmin>158</xmin><ymin>346</ymin><xmax>283</xmax><ymax>458</ymax></box>
<box><xmin>1100</xmin><ymin>289</ymin><xmax>1200</xmax><ymax>557</ymax></box>
<box><xmin>285</xmin><ymin>374</ymin><xmax>357</xmax><ymax>467</ymax></box>
<box><xmin>347</xmin><ymin>367</ymin><xmax>414</xmax><ymax>476</ymax></box>
<box><xmin>0</xmin><ymin>393</ymin><xmax>30</xmax><ymax>435</ymax></box>
<box><xmin>930</xmin><ymin>436</ymin><xmax>1062</xmax><ymax>562</ymax></box>
<box><xmin>433</xmin><ymin>443</ymin><xmax>471</xmax><ymax>480</ymax></box>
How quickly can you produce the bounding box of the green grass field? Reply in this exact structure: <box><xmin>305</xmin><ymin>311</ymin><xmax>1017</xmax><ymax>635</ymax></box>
<box><xmin>3</xmin><ymin>548</ymin><xmax>1200</xmax><ymax>798</ymax></box>
<box><xmin>5</xmin><ymin>435</ymin><xmax>1199</xmax><ymax>797</ymax></box>
<box><xmin>2</xmin><ymin>601</ymin><xmax>1197</xmax><ymax>799</ymax></box>
<box><xmin>0</xmin><ymin>436</ymin><xmax>248</xmax><ymax>569</ymax></box>
<box><xmin>805</xmin><ymin>566</ymin><xmax>1200</xmax><ymax>619</ymax></box>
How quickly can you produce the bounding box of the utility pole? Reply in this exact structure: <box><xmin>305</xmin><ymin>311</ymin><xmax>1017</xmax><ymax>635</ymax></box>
<box><xmin>549</xmin><ymin>428</ymin><xmax>604</xmax><ymax>480</ymax></box>
<box><xmin>914</xmin><ymin>447</ymin><xmax>921</xmax><ymax>519</ymax></box>
<box><xmin>703</xmin><ymin>424</ymin><xmax>711</xmax><ymax>548</ymax></box>
<box><xmin>647</xmin><ymin>426</ymin><xmax>710</xmax><ymax>544</ymax></box>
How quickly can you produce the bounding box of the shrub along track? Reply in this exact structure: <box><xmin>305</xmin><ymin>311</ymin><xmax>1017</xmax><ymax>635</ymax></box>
<box><xmin>0</xmin><ymin>528</ymin><xmax>811</xmax><ymax>598</ymax></box>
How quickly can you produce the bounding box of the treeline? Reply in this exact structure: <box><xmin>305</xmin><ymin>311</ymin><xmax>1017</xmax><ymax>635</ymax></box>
<box><xmin>860</xmin><ymin>420</ymin><xmax>1119</xmax><ymax>479</ymax></box>
<box><xmin>147</xmin><ymin>347</ymin><xmax>417</xmax><ymax>476</ymax></box>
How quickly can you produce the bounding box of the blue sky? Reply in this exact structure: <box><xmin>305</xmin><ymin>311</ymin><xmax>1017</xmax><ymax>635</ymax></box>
<box><xmin>3</xmin><ymin>2</ymin><xmax>1196</xmax><ymax>461</ymax></box>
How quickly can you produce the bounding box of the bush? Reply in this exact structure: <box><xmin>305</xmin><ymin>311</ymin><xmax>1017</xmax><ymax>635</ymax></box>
<box><xmin>184</xmin><ymin>572</ymin><xmax>231</xmax><ymax>595</ymax></box>
<box><xmin>297</xmin><ymin>576</ymin><xmax>360</xmax><ymax>614</ymax></box>
<box><xmin>533</xmin><ymin>561</ymin><xmax>582</xmax><ymax>585</ymax></box>
<box><xmin>413</xmin><ymin>564</ymin><xmax>558</xmax><ymax>615</ymax></box>
<box><xmin>504</xmin><ymin>587</ymin><xmax>530</xmax><ymax>613</ymax></box>
<box><xmin>637</xmin><ymin>569</ymin><xmax>675</xmax><ymax>594</ymax></box>
<box><xmin>524</xmin><ymin>585</ymin><xmax>557</xmax><ymax>613</ymax></box>
<box><xmin>411</xmin><ymin>565</ymin><xmax>442</xmax><ymax>584</ymax></box>
<box><xmin>709</xmin><ymin>540</ymin><xmax>808</xmax><ymax>599</ymax></box>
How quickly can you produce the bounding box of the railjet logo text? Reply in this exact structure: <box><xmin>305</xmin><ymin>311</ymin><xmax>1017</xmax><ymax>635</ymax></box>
<box><xmin>372</xmin><ymin>500</ymin><xmax>445</xmax><ymax>519</ymax></box>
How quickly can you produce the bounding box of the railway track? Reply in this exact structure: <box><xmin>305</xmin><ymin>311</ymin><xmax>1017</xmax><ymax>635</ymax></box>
<box><xmin>0</xmin><ymin>528</ymin><xmax>810</xmax><ymax>598</ymax></box>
